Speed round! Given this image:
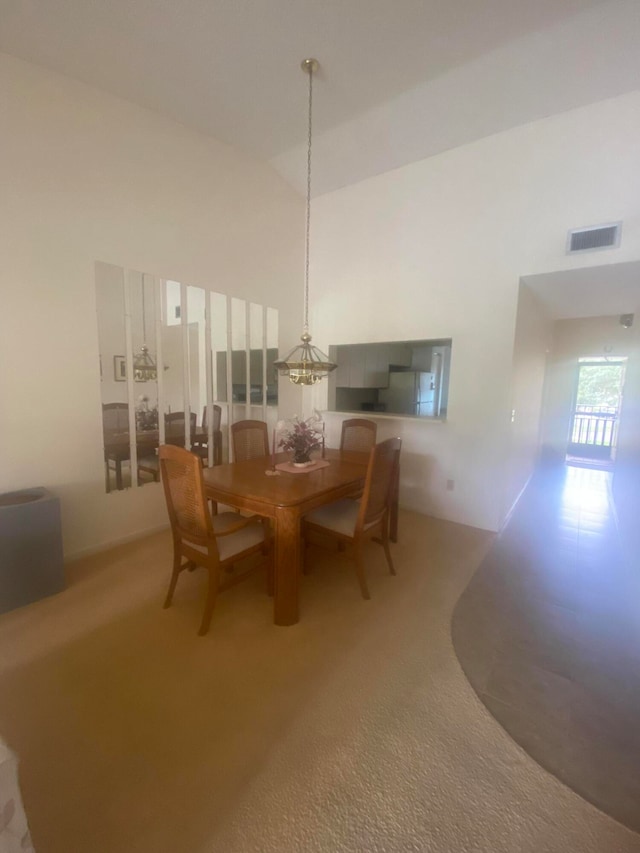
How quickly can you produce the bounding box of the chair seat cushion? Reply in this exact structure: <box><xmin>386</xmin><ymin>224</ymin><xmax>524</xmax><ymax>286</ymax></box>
<box><xmin>212</xmin><ymin>512</ymin><xmax>266</xmax><ymax>561</ymax></box>
<box><xmin>305</xmin><ymin>499</ymin><xmax>376</xmax><ymax>538</ymax></box>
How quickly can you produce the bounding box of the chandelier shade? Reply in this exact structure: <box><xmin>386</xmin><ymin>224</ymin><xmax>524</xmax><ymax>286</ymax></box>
<box><xmin>133</xmin><ymin>345</ymin><xmax>158</xmax><ymax>382</ymax></box>
<box><xmin>274</xmin><ymin>58</ymin><xmax>337</xmax><ymax>386</ymax></box>
<box><xmin>274</xmin><ymin>332</ymin><xmax>336</xmax><ymax>386</ymax></box>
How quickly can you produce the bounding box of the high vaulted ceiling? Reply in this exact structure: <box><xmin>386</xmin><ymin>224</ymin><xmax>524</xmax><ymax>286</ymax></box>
<box><xmin>1</xmin><ymin>0</ymin><xmax>639</xmax><ymax>194</ymax></box>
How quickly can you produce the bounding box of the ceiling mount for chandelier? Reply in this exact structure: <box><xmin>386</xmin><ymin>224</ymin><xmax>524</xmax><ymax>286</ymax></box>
<box><xmin>274</xmin><ymin>58</ymin><xmax>337</xmax><ymax>387</ymax></box>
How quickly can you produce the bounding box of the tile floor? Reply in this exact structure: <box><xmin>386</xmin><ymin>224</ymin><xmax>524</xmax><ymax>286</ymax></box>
<box><xmin>452</xmin><ymin>461</ymin><xmax>640</xmax><ymax>833</ymax></box>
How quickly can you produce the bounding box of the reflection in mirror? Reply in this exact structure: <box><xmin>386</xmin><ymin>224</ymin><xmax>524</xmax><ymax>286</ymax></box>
<box><xmin>266</xmin><ymin>307</ymin><xmax>279</xmax><ymax>409</ymax></box>
<box><xmin>210</xmin><ymin>291</ymin><xmax>230</xmax><ymax>462</ymax></box>
<box><xmin>131</xmin><ymin>272</ymin><xmax>160</xmax><ymax>486</ymax></box>
<box><xmin>96</xmin><ymin>262</ymin><xmax>129</xmax><ymax>492</ymax></box>
<box><xmin>187</xmin><ymin>286</ymin><xmax>208</xmax><ymax>463</ymax></box>
<box><xmin>249</xmin><ymin>302</ymin><xmax>264</xmax><ymax>414</ymax></box>
<box><xmin>211</xmin><ymin>291</ymin><xmax>228</xmax><ymax>404</ymax></box>
<box><xmin>231</xmin><ymin>297</ymin><xmax>247</xmax><ymax>420</ymax></box>
<box><xmin>265</xmin><ymin>307</ymin><xmax>280</xmax><ymax>436</ymax></box>
<box><xmin>96</xmin><ymin>264</ymin><xmax>278</xmax><ymax>490</ymax></box>
<box><xmin>161</xmin><ymin>280</ymin><xmax>185</xmax><ymax>445</ymax></box>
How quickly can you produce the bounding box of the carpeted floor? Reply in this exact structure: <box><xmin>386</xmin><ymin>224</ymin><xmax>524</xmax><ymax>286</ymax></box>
<box><xmin>0</xmin><ymin>506</ymin><xmax>639</xmax><ymax>852</ymax></box>
<box><xmin>452</xmin><ymin>463</ymin><xmax>640</xmax><ymax>834</ymax></box>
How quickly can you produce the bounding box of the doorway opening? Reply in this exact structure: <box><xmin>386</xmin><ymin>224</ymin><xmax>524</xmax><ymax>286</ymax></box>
<box><xmin>567</xmin><ymin>356</ymin><xmax>627</xmax><ymax>468</ymax></box>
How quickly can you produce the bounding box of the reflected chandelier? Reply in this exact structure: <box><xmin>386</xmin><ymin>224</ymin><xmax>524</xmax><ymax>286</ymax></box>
<box><xmin>133</xmin><ymin>278</ymin><xmax>158</xmax><ymax>382</ymax></box>
<box><xmin>274</xmin><ymin>58</ymin><xmax>337</xmax><ymax>386</ymax></box>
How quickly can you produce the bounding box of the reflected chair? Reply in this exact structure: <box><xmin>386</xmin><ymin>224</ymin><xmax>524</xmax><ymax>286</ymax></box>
<box><xmin>138</xmin><ymin>411</ymin><xmax>198</xmax><ymax>484</ymax></box>
<box><xmin>302</xmin><ymin>437</ymin><xmax>401</xmax><ymax>599</ymax></box>
<box><xmin>340</xmin><ymin>418</ymin><xmax>377</xmax><ymax>453</ymax></box>
<box><xmin>159</xmin><ymin>445</ymin><xmax>273</xmax><ymax>636</ymax></box>
<box><xmin>102</xmin><ymin>402</ymin><xmax>130</xmax><ymax>492</ymax></box>
<box><xmin>192</xmin><ymin>405</ymin><xmax>223</xmax><ymax>467</ymax></box>
<box><xmin>231</xmin><ymin>420</ymin><xmax>269</xmax><ymax>462</ymax></box>
<box><xmin>165</xmin><ymin>411</ymin><xmax>197</xmax><ymax>445</ymax></box>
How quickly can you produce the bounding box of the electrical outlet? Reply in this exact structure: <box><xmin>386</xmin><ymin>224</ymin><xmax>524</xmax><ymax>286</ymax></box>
<box><xmin>446</xmin><ymin>479</ymin><xmax>455</xmax><ymax>491</ymax></box>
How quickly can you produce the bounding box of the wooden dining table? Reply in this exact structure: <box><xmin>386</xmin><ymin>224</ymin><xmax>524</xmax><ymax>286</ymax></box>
<box><xmin>202</xmin><ymin>448</ymin><xmax>399</xmax><ymax>626</ymax></box>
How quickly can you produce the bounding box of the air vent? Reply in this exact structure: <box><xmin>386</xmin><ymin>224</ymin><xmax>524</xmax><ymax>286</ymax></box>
<box><xmin>567</xmin><ymin>222</ymin><xmax>621</xmax><ymax>253</ymax></box>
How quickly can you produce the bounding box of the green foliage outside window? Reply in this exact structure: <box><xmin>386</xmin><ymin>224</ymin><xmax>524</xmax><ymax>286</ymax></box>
<box><xmin>576</xmin><ymin>365</ymin><xmax>624</xmax><ymax>409</ymax></box>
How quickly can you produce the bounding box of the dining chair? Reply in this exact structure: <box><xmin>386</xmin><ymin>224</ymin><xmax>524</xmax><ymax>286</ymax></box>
<box><xmin>231</xmin><ymin>419</ymin><xmax>269</xmax><ymax>462</ymax></box>
<box><xmin>340</xmin><ymin>418</ymin><xmax>377</xmax><ymax>453</ymax></box>
<box><xmin>302</xmin><ymin>437</ymin><xmax>401</xmax><ymax>599</ymax></box>
<box><xmin>159</xmin><ymin>444</ymin><xmax>273</xmax><ymax>636</ymax></box>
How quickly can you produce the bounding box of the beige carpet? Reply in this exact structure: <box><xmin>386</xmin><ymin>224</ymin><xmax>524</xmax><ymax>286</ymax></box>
<box><xmin>0</xmin><ymin>511</ymin><xmax>638</xmax><ymax>853</ymax></box>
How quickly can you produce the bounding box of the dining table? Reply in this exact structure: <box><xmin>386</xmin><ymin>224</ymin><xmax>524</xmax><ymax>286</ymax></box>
<box><xmin>202</xmin><ymin>448</ymin><xmax>399</xmax><ymax>626</ymax></box>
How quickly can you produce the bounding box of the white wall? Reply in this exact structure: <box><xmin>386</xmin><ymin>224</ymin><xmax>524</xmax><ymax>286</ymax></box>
<box><xmin>502</xmin><ymin>284</ymin><xmax>553</xmax><ymax>520</ymax></box>
<box><xmin>0</xmin><ymin>53</ymin><xmax>303</xmax><ymax>558</ymax></box>
<box><xmin>309</xmin><ymin>90</ymin><xmax>640</xmax><ymax>531</ymax></box>
<box><xmin>612</xmin><ymin>316</ymin><xmax>640</xmax><ymax>562</ymax></box>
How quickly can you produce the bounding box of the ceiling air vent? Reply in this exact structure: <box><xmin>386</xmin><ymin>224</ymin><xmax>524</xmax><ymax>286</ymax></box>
<box><xmin>567</xmin><ymin>222</ymin><xmax>622</xmax><ymax>254</ymax></box>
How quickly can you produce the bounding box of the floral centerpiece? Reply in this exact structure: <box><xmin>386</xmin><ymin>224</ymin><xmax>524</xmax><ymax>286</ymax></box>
<box><xmin>135</xmin><ymin>395</ymin><xmax>158</xmax><ymax>431</ymax></box>
<box><xmin>278</xmin><ymin>413</ymin><xmax>323</xmax><ymax>465</ymax></box>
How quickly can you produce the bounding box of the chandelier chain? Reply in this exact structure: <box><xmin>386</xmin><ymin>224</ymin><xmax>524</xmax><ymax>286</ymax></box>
<box><xmin>304</xmin><ymin>62</ymin><xmax>313</xmax><ymax>334</ymax></box>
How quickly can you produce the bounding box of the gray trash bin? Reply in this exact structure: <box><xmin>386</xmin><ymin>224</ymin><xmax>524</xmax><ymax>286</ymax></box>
<box><xmin>0</xmin><ymin>488</ymin><xmax>65</xmax><ymax>615</ymax></box>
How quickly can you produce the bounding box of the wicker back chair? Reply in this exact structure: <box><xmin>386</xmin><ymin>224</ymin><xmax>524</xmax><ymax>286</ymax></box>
<box><xmin>159</xmin><ymin>445</ymin><xmax>272</xmax><ymax>635</ymax></box>
<box><xmin>340</xmin><ymin>418</ymin><xmax>377</xmax><ymax>453</ymax></box>
<box><xmin>303</xmin><ymin>437</ymin><xmax>401</xmax><ymax>600</ymax></box>
<box><xmin>231</xmin><ymin>420</ymin><xmax>269</xmax><ymax>462</ymax></box>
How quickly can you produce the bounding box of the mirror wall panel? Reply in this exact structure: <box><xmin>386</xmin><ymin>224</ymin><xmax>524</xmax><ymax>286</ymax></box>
<box><xmin>230</xmin><ymin>297</ymin><xmax>247</xmax><ymax>422</ymax></box>
<box><xmin>96</xmin><ymin>263</ymin><xmax>277</xmax><ymax>492</ymax></box>
<box><xmin>210</xmin><ymin>290</ymin><xmax>230</xmax><ymax>463</ymax></box>
<box><xmin>161</xmin><ymin>280</ymin><xmax>186</xmax><ymax>446</ymax></box>
<box><xmin>265</xmin><ymin>306</ymin><xmax>279</xmax><ymax>435</ymax></box>
<box><xmin>187</xmin><ymin>285</ymin><xmax>206</xmax><ymax>442</ymax></box>
<box><xmin>250</xmin><ymin>302</ymin><xmax>265</xmax><ymax>417</ymax></box>
<box><xmin>129</xmin><ymin>272</ymin><xmax>160</xmax><ymax>483</ymax></box>
<box><xmin>96</xmin><ymin>263</ymin><xmax>129</xmax><ymax>492</ymax></box>
<box><xmin>211</xmin><ymin>291</ymin><xmax>228</xmax><ymax>405</ymax></box>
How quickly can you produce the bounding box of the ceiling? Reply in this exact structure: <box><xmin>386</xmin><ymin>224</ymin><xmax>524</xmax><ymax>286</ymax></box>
<box><xmin>523</xmin><ymin>261</ymin><xmax>640</xmax><ymax>320</ymax></box>
<box><xmin>2</xmin><ymin>0</ymin><xmax>639</xmax><ymax>194</ymax></box>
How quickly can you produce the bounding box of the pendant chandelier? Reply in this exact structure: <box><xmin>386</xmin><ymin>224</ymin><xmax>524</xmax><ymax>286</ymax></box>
<box><xmin>274</xmin><ymin>58</ymin><xmax>337</xmax><ymax>386</ymax></box>
<box><xmin>133</xmin><ymin>278</ymin><xmax>158</xmax><ymax>382</ymax></box>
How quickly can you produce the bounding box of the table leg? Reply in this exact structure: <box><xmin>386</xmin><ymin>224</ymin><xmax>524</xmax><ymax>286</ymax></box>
<box><xmin>273</xmin><ymin>506</ymin><xmax>301</xmax><ymax>626</ymax></box>
<box><xmin>116</xmin><ymin>459</ymin><xmax>123</xmax><ymax>491</ymax></box>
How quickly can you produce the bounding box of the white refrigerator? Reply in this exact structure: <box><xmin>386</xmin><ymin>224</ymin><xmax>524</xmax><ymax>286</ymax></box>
<box><xmin>378</xmin><ymin>371</ymin><xmax>436</xmax><ymax>416</ymax></box>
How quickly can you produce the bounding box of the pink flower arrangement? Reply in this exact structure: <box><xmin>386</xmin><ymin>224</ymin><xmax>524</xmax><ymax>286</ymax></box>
<box><xmin>278</xmin><ymin>415</ymin><xmax>323</xmax><ymax>463</ymax></box>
